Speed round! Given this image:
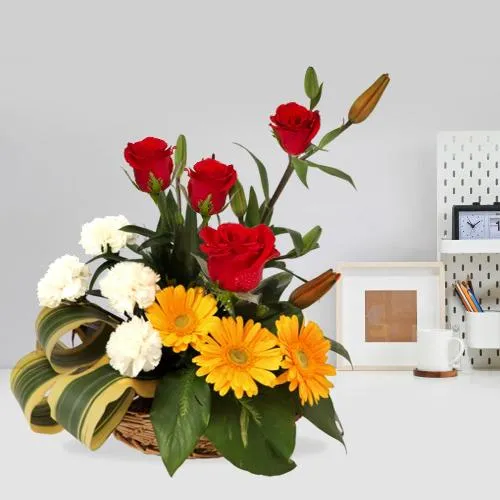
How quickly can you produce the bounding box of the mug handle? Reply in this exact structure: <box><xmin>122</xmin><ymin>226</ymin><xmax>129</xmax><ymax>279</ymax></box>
<box><xmin>448</xmin><ymin>337</ymin><xmax>466</xmax><ymax>366</ymax></box>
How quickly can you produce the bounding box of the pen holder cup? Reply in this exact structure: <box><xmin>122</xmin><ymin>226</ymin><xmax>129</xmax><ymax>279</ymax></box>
<box><xmin>465</xmin><ymin>311</ymin><xmax>500</xmax><ymax>349</ymax></box>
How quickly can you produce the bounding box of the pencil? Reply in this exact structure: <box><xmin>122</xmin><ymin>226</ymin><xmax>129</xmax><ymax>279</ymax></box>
<box><xmin>462</xmin><ymin>280</ymin><xmax>483</xmax><ymax>312</ymax></box>
<box><xmin>459</xmin><ymin>281</ymin><xmax>478</xmax><ymax>312</ymax></box>
<box><xmin>454</xmin><ymin>282</ymin><xmax>472</xmax><ymax>312</ymax></box>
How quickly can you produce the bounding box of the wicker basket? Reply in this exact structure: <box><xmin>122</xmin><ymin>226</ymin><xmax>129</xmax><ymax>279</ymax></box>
<box><xmin>114</xmin><ymin>397</ymin><xmax>221</xmax><ymax>459</ymax></box>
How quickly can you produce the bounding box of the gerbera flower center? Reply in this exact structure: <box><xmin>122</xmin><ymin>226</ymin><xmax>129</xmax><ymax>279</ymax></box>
<box><xmin>174</xmin><ymin>314</ymin><xmax>190</xmax><ymax>328</ymax></box>
<box><xmin>229</xmin><ymin>348</ymin><xmax>249</xmax><ymax>365</ymax></box>
<box><xmin>297</xmin><ymin>349</ymin><xmax>309</xmax><ymax>369</ymax></box>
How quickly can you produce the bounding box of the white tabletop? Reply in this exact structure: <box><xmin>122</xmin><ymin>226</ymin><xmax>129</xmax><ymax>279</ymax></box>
<box><xmin>3</xmin><ymin>369</ymin><xmax>500</xmax><ymax>500</ymax></box>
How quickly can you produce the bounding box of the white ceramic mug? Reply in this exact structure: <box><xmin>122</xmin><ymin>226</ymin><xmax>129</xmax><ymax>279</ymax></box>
<box><xmin>417</xmin><ymin>329</ymin><xmax>465</xmax><ymax>372</ymax></box>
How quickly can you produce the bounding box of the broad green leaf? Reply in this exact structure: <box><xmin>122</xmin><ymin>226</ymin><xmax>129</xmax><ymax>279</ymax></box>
<box><xmin>310</xmin><ymin>82</ymin><xmax>323</xmax><ymax>110</ymax></box>
<box><xmin>48</xmin><ymin>359</ymin><xmax>158</xmax><ymax>450</ymax></box>
<box><xmin>302</xmin><ymin>225</ymin><xmax>322</xmax><ymax>253</ymax></box>
<box><xmin>234</xmin><ymin>143</ymin><xmax>270</xmax><ymax>201</ymax></box>
<box><xmin>291</xmin><ymin>157</ymin><xmax>309</xmax><ymax>188</ymax></box>
<box><xmin>306</xmin><ymin>161</ymin><xmax>355</xmax><ymax>189</ymax></box>
<box><xmin>205</xmin><ymin>387</ymin><xmax>296</xmax><ymax>476</ymax></box>
<box><xmin>245</xmin><ymin>187</ymin><xmax>260</xmax><ymax>227</ymax></box>
<box><xmin>328</xmin><ymin>337</ymin><xmax>353</xmax><ymax>368</ymax></box>
<box><xmin>151</xmin><ymin>367</ymin><xmax>211</xmax><ymax>476</ymax></box>
<box><xmin>230</xmin><ymin>180</ymin><xmax>247</xmax><ymax>219</ymax></box>
<box><xmin>36</xmin><ymin>304</ymin><xmax>119</xmax><ymax>374</ymax></box>
<box><xmin>317</xmin><ymin>125</ymin><xmax>345</xmax><ymax>150</ymax></box>
<box><xmin>10</xmin><ymin>351</ymin><xmax>62</xmax><ymax>434</ymax></box>
<box><xmin>253</xmin><ymin>272</ymin><xmax>293</xmax><ymax>303</ymax></box>
<box><xmin>304</xmin><ymin>66</ymin><xmax>320</xmax><ymax>100</ymax></box>
<box><xmin>120</xmin><ymin>224</ymin><xmax>156</xmax><ymax>238</ymax></box>
<box><xmin>302</xmin><ymin>395</ymin><xmax>345</xmax><ymax>448</ymax></box>
<box><xmin>174</xmin><ymin>134</ymin><xmax>187</xmax><ymax>178</ymax></box>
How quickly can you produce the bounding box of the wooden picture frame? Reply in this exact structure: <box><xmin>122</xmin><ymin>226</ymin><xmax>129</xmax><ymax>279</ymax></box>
<box><xmin>335</xmin><ymin>262</ymin><xmax>445</xmax><ymax>370</ymax></box>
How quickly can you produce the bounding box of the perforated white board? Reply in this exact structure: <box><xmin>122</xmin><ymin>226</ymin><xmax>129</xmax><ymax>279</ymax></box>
<box><xmin>437</xmin><ymin>131</ymin><xmax>500</xmax><ymax>369</ymax></box>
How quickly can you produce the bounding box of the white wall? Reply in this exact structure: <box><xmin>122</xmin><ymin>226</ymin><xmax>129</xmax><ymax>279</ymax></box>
<box><xmin>2</xmin><ymin>0</ymin><xmax>500</xmax><ymax>367</ymax></box>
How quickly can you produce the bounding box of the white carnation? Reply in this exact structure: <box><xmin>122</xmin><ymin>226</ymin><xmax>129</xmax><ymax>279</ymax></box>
<box><xmin>106</xmin><ymin>316</ymin><xmax>162</xmax><ymax>377</ymax></box>
<box><xmin>100</xmin><ymin>262</ymin><xmax>160</xmax><ymax>314</ymax></box>
<box><xmin>37</xmin><ymin>255</ymin><xmax>90</xmax><ymax>308</ymax></box>
<box><xmin>80</xmin><ymin>215</ymin><xmax>135</xmax><ymax>256</ymax></box>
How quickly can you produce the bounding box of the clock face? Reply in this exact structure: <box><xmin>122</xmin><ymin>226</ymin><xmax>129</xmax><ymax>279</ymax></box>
<box><xmin>457</xmin><ymin>210</ymin><xmax>500</xmax><ymax>239</ymax></box>
<box><xmin>458</xmin><ymin>212</ymin><xmax>486</xmax><ymax>239</ymax></box>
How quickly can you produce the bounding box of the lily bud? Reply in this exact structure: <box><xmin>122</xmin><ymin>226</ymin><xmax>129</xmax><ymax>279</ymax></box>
<box><xmin>348</xmin><ymin>74</ymin><xmax>390</xmax><ymax>124</ymax></box>
<box><xmin>289</xmin><ymin>269</ymin><xmax>341</xmax><ymax>309</ymax></box>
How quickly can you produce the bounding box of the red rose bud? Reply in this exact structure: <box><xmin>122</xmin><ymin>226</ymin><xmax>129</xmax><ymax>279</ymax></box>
<box><xmin>124</xmin><ymin>137</ymin><xmax>174</xmax><ymax>193</ymax></box>
<box><xmin>188</xmin><ymin>158</ymin><xmax>237</xmax><ymax>214</ymax></box>
<box><xmin>270</xmin><ymin>102</ymin><xmax>321</xmax><ymax>156</ymax></box>
<box><xmin>199</xmin><ymin>223</ymin><xmax>279</xmax><ymax>292</ymax></box>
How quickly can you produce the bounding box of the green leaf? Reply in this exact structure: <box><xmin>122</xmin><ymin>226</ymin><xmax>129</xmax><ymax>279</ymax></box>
<box><xmin>302</xmin><ymin>225</ymin><xmax>322</xmax><ymax>253</ymax></box>
<box><xmin>310</xmin><ymin>82</ymin><xmax>323</xmax><ymax>110</ymax></box>
<box><xmin>253</xmin><ymin>272</ymin><xmax>293</xmax><ymax>303</ymax></box>
<box><xmin>48</xmin><ymin>361</ymin><xmax>157</xmax><ymax>450</ymax></box>
<box><xmin>317</xmin><ymin>125</ymin><xmax>345</xmax><ymax>151</ymax></box>
<box><xmin>120</xmin><ymin>225</ymin><xmax>156</xmax><ymax>238</ymax></box>
<box><xmin>10</xmin><ymin>351</ymin><xmax>62</xmax><ymax>434</ymax></box>
<box><xmin>304</xmin><ymin>66</ymin><xmax>320</xmax><ymax>100</ymax></box>
<box><xmin>234</xmin><ymin>143</ymin><xmax>270</xmax><ymax>201</ymax></box>
<box><xmin>229</xmin><ymin>180</ymin><xmax>247</xmax><ymax>219</ymax></box>
<box><xmin>306</xmin><ymin>160</ymin><xmax>356</xmax><ymax>189</ymax></box>
<box><xmin>205</xmin><ymin>387</ymin><xmax>296</xmax><ymax>476</ymax></box>
<box><xmin>191</xmin><ymin>253</ymin><xmax>209</xmax><ymax>276</ymax></box>
<box><xmin>273</xmin><ymin>226</ymin><xmax>304</xmax><ymax>256</ymax></box>
<box><xmin>302</xmin><ymin>396</ymin><xmax>345</xmax><ymax>449</ymax></box>
<box><xmin>327</xmin><ymin>338</ymin><xmax>353</xmax><ymax>368</ymax></box>
<box><xmin>157</xmin><ymin>190</ymin><xmax>182</xmax><ymax>233</ymax></box>
<box><xmin>290</xmin><ymin>157</ymin><xmax>309</xmax><ymax>188</ymax></box>
<box><xmin>36</xmin><ymin>304</ymin><xmax>119</xmax><ymax>374</ymax></box>
<box><xmin>245</xmin><ymin>186</ymin><xmax>260</xmax><ymax>227</ymax></box>
<box><xmin>258</xmin><ymin>302</ymin><xmax>304</xmax><ymax>333</ymax></box>
<box><xmin>170</xmin><ymin>204</ymin><xmax>200</xmax><ymax>283</ymax></box>
<box><xmin>150</xmin><ymin>367</ymin><xmax>211</xmax><ymax>476</ymax></box>
<box><xmin>137</xmin><ymin>232</ymin><xmax>173</xmax><ymax>251</ymax></box>
<box><xmin>88</xmin><ymin>260</ymin><xmax>116</xmax><ymax>291</ymax></box>
<box><xmin>174</xmin><ymin>134</ymin><xmax>187</xmax><ymax>179</ymax></box>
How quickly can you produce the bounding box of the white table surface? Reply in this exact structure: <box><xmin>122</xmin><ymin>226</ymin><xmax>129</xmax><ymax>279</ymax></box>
<box><xmin>2</xmin><ymin>369</ymin><xmax>500</xmax><ymax>500</ymax></box>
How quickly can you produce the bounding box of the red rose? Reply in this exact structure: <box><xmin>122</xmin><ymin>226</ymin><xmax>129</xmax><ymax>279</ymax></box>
<box><xmin>199</xmin><ymin>223</ymin><xmax>279</xmax><ymax>292</ymax></box>
<box><xmin>188</xmin><ymin>158</ymin><xmax>237</xmax><ymax>214</ymax></box>
<box><xmin>124</xmin><ymin>137</ymin><xmax>174</xmax><ymax>192</ymax></box>
<box><xmin>270</xmin><ymin>102</ymin><xmax>321</xmax><ymax>156</ymax></box>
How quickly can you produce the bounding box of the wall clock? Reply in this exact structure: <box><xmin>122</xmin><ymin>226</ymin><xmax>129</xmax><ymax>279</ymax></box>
<box><xmin>452</xmin><ymin>203</ymin><xmax>500</xmax><ymax>240</ymax></box>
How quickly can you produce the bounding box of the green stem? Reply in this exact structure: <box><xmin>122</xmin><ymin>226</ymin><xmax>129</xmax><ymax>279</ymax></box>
<box><xmin>261</xmin><ymin>157</ymin><xmax>293</xmax><ymax>223</ymax></box>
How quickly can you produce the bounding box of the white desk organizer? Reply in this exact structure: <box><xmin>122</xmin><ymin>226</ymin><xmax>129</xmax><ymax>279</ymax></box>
<box><xmin>466</xmin><ymin>311</ymin><xmax>500</xmax><ymax>349</ymax></box>
<box><xmin>437</xmin><ymin>132</ymin><xmax>500</xmax><ymax>369</ymax></box>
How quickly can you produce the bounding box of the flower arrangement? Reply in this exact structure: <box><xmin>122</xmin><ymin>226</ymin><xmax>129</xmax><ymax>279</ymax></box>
<box><xmin>11</xmin><ymin>67</ymin><xmax>389</xmax><ymax>476</ymax></box>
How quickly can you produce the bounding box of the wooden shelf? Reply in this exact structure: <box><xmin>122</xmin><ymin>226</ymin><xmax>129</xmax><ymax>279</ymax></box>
<box><xmin>440</xmin><ymin>239</ymin><xmax>500</xmax><ymax>254</ymax></box>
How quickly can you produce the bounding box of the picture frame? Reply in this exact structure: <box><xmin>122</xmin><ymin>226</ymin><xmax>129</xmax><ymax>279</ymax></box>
<box><xmin>335</xmin><ymin>262</ymin><xmax>445</xmax><ymax>370</ymax></box>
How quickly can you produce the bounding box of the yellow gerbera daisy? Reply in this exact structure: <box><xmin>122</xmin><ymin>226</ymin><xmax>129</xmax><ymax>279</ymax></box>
<box><xmin>276</xmin><ymin>315</ymin><xmax>336</xmax><ymax>406</ymax></box>
<box><xmin>145</xmin><ymin>285</ymin><xmax>218</xmax><ymax>353</ymax></box>
<box><xmin>192</xmin><ymin>316</ymin><xmax>282</xmax><ymax>399</ymax></box>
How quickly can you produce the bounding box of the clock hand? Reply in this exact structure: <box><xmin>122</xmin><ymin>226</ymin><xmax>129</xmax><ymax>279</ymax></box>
<box><xmin>472</xmin><ymin>220</ymin><xmax>481</xmax><ymax>228</ymax></box>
